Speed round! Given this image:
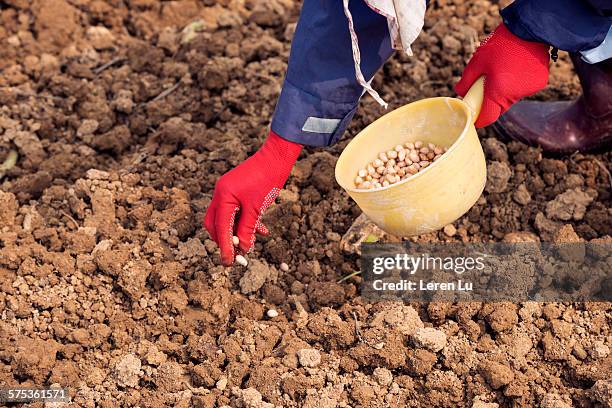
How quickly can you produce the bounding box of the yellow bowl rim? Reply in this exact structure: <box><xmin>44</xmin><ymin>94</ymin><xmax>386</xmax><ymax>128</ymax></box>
<box><xmin>336</xmin><ymin>96</ymin><xmax>474</xmax><ymax>194</ymax></box>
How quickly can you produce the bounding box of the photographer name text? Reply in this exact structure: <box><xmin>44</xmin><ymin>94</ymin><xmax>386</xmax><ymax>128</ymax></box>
<box><xmin>371</xmin><ymin>279</ymin><xmax>473</xmax><ymax>292</ymax></box>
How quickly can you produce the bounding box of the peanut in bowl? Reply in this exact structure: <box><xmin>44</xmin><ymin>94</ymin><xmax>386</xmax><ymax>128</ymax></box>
<box><xmin>335</xmin><ymin>78</ymin><xmax>487</xmax><ymax>237</ymax></box>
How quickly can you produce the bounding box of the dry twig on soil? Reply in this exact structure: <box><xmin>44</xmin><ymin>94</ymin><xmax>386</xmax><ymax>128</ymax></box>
<box><xmin>94</xmin><ymin>57</ymin><xmax>126</xmax><ymax>75</ymax></box>
<box><xmin>151</xmin><ymin>80</ymin><xmax>183</xmax><ymax>103</ymax></box>
<box><xmin>60</xmin><ymin>210</ymin><xmax>79</xmax><ymax>229</ymax></box>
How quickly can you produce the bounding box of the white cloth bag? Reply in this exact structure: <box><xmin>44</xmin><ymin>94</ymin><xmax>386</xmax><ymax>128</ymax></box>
<box><xmin>343</xmin><ymin>0</ymin><xmax>427</xmax><ymax>108</ymax></box>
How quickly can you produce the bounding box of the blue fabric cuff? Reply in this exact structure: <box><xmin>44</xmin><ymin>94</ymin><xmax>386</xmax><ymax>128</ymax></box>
<box><xmin>581</xmin><ymin>25</ymin><xmax>612</xmax><ymax>64</ymax></box>
<box><xmin>271</xmin><ymin>79</ymin><xmax>359</xmax><ymax>147</ymax></box>
<box><xmin>501</xmin><ymin>0</ymin><xmax>611</xmax><ymax>52</ymax></box>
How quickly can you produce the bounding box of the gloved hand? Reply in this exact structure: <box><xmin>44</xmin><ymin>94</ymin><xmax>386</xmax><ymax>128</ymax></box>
<box><xmin>204</xmin><ymin>130</ymin><xmax>302</xmax><ymax>265</ymax></box>
<box><xmin>455</xmin><ymin>23</ymin><xmax>550</xmax><ymax>128</ymax></box>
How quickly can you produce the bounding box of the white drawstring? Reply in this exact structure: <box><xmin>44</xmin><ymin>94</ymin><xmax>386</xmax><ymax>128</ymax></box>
<box><xmin>342</xmin><ymin>0</ymin><xmax>389</xmax><ymax>109</ymax></box>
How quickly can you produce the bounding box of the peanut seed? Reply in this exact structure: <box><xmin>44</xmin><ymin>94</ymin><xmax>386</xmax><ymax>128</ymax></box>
<box><xmin>354</xmin><ymin>140</ymin><xmax>447</xmax><ymax>188</ymax></box>
<box><xmin>398</xmin><ymin>150</ymin><xmax>406</xmax><ymax>162</ymax></box>
<box><xmin>235</xmin><ymin>255</ymin><xmax>248</xmax><ymax>267</ymax></box>
<box><xmin>232</xmin><ymin>236</ymin><xmax>240</xmax><ymax>246</ymax></box>
<box><xmin>280</xmin><ymin>262</ymin><xmax>289</xmax><ymax>272</ymax></box>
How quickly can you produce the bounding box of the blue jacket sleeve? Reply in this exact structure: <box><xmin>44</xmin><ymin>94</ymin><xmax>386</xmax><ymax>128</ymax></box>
<box><xmin>271</xmin><ymin>0</ymin><xmax>393</xmax><ymax>147</ymax></box>
<box><xmin>501</xmin><ymin>0</ymin><xmax>612</xmax><ymax>52</ymax></box>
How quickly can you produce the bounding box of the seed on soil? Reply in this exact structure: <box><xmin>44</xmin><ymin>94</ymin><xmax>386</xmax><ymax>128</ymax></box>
<box><xmin>354</xmin><ymin>140</ymin><xmax>446</xmax><ymax>189</ymax></box>
<box><xmin>0</xmin><ymin>150</ymin><xmax>18</xmax><ymax>180</ymax></box>
<box><xmin>235</xmin><ymin>255</ymin><xmax>248</xmax><ymax>267</ymax></box>
<box><xmin>232</xmin><ymin>236</ymin><xmax>240</xmax><ymax>246</ymax></box>
<box><xmin>267</xmin><ymin>309</ymin><xmax>279</xmax><ymax>318</ymax></box>
<box><xmin>280</xmin><ymin>262</ymin><xmax>289</xmax><ymax>272</ymax></box>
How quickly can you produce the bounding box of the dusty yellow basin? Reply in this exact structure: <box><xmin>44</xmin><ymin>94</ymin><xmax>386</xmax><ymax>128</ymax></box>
<box><xmin>335</xmin><ymin>78</ymin><xmax>486</xmax><ymax>237</ymax></box>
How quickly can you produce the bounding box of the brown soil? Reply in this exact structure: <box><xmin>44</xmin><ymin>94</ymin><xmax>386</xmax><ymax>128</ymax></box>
<box><xmin>0</xmin><ymin>1</ymin><xmax>610</xmax><ymax>407</ymax></box>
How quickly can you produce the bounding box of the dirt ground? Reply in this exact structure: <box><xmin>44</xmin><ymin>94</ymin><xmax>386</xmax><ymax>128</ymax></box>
<box><xmin>0</xmin><ymin>0</ymin><xmax>611</xmax><ymax>407</ymax></box>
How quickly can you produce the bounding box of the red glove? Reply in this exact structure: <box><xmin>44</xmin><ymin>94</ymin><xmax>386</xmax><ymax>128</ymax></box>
<box><xmin>205</xmin><ymin>130</ymin><xmax>302</xmax><ymax>265</ymax></box>
<box><xmin>455</xmin><ymin>23</ymin><xmax>550</xmax><ymax>128</ymax></box>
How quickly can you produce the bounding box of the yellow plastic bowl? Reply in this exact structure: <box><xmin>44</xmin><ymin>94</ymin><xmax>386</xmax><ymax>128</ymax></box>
<box><xmin>335</xmin><ymin>78</ymin><xmax>486</xmax><ymax>237</ymax></box>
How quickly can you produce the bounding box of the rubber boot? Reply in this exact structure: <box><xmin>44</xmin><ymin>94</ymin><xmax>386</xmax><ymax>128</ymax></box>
<box><xmin>493</xmin><ymin>54</ymin><xmax>612</xmax><ymax>153</ymax></box>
